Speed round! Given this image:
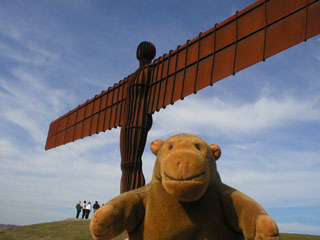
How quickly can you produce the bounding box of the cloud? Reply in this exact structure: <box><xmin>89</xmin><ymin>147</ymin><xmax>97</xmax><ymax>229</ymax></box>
<box><xmin>0</xmin><ymin>128</ymin><xmax>122</xmax><ymax>225</ymax></box>
<box><xmin>0</xmin><ymin>41</ymin><xmax>58</xmax><ymax>67</ymax></box>
<box><xmin>150</xmin><ymin>92</ymin><xmax>320</xmax><ymax>139</ymax></box>
<box><xmin>0</xmin><ymin>138</ymin><xmax>16</xmax><ymax>157</ymax></box>
<box><xmin>0</xmin><ymin>63</ymin><xmax>80</xmax><ymax>146</ymax></box>
<box><xmin>0</xmin><ymin>7</ymin><xmax>126</xmax><ymax>225</ymax></box>
<box><xmin>278</xmin><ymin>222</ymin><xmax>320</xmax><ymax>235</ymax></box>
<box><xmin>0</xmin><ymin>15</ymin><xmax>60</xmax><ymax>67</ymax></box>
<box><xmin>220</xmin><ymin>168</ymin><xmax>320</xmax><ymax>207</ymax></box>
<box><xmin>2</xmin><ymin>109</ymin><xmax>44</xmax><ymax>143</ymax></box>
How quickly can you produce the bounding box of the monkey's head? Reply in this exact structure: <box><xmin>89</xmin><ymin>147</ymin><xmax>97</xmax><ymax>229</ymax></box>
<box><xmin>150</xmin><ymin>133</ymin><xmax>221</xmax><ymax>202</ymax></box>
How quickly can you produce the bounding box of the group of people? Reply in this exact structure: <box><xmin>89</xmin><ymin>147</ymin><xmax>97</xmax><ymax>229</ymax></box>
<box><xmin>75</xmin><ymin>200</ymin><xmax>101</xmax><ymax>219</ymax></box>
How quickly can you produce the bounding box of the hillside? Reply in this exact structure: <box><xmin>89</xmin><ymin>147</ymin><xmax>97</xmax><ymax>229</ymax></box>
<box><xmin>0</xmin><ymin>219</ymin><xmax>126</xmax><ymax>240</ymax></box>
<box><xmin>0</xmin><ymin>225</ymin><xmax>18</xmax><ymax>231</ymax></box>
<box><xmin>0</xmin><ymin>219</ymin><xmax>319</xmax><ymax>240</ymax></box>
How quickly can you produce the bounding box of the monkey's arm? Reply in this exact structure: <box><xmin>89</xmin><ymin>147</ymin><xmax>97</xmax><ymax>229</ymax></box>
<box><xmin>90</xmin><ymin>187</ymin><xmax>147</xmax><ymax>240</ymax></box>
<box><xmin>220</xmin><ymin>184</ymin><xmax>279</xmax><ymax>240</ymax></box>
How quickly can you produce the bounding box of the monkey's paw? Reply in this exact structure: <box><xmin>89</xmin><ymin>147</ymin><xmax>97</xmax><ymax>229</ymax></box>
<box><xmin>90</xmin><ymin>206</ymin><xmax>116</xmax><ymax>240</ymax></box>
<box><xmin>254</xmin><ymin>215</ymin><xmax>280</xmax><ymax>240</ymax></box>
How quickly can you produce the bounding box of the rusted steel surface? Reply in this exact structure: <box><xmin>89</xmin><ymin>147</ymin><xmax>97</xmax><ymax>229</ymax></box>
<box><xmin>120</xmin><ymin>67</ymin><xmax>153</xmax><ymax>193</ymax></box>
<box><xmin>119</xmin><ymin>42</ymin><xmax>155</xmax><ymax>193</ymax></box>
<box><xmin>45</xmin><ymin>78</ymin><xmax>129</xmax><ymax>150</ymax></box>
<box><xmin>45</xmin><ymin>0</ymin><xmax>320</xmax><ymax>192</ymax></box>
<box><xmin>147</xmin><ymin>0</ymin><xmax>320</xmax><ymax>114</ymax></box>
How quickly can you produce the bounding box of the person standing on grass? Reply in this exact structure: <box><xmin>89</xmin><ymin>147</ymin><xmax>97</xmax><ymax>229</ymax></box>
<box><xmin>85</xmin><ymin>201</ymin><xmax>92</xmax><ymax>219</ymax></box>
<box><xmin>81</xmin><ymin>200</ymin><xmax>87</xmax><ymax>219</ymax></box>
<box><xmin>75</xmin><ymin>201</ymin><xmax>82</xmax><ymax>219</ymax></box>
<box><xmin>93</xmin><ymin>201</ymin><xmax>100</xmax><ymax>213</ymax></box>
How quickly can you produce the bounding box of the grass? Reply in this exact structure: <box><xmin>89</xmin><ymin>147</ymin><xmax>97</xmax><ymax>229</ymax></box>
<box><xmin>280</xmin><ymin>233</ymin><xmax>320</xmax><ymax>240</ymax></box>
<box><xmin>0</xmin><ymin>219</ymin><xmax>127</xmax><ymax>240</ymax></box>
<box><xmin>0</xmin><ymin>219</ymin><xmax>319</xmax><ymax>240</ymax></box>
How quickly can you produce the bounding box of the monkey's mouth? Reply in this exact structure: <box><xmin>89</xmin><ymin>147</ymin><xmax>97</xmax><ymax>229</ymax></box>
<box><xmin>164</xmin><ymin>171</ymin><xmax>206</xmax><ymax>181</ymax></box>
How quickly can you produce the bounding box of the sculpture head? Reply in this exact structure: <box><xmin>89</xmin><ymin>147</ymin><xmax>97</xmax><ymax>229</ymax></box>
<box><xmin>136</xmin><ymin>41</ymin><xmax>156</xmax><ymax>67</ymax></box>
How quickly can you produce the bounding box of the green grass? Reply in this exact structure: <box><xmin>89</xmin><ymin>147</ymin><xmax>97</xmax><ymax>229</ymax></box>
<box><xmin>0</xmin><ymin>219</ymin><xmax>319</xmax><ymax>240</ymax></box>
<box><xmin>0</xmin><ymin>219</ymin><xmax>127</xmax><ymax>240</ymax></box>
<box><xmin>280</xmin><ymin>233</ymin><xmax>320</xmax><ymax>240</ymax></box>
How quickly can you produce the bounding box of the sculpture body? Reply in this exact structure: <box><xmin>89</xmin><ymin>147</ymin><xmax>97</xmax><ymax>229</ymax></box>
<box><xmin>45</xmin><ymin>0</ymin><xmax>320</xmax><ymax>192</ymax></box>
<box><xmin>120</xmin><ymin>65</ymin><xmax>153</xmax><ymax>192</ymax></box>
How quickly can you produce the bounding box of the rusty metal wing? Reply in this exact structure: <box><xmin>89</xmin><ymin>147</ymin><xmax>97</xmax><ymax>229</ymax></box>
<box><xmin>147</xmin><ymin>0</ymin><xmax>320</xmax><ymax>114</ymax></box>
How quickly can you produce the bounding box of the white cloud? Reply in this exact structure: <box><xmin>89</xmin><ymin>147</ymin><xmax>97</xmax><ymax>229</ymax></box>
<box><xmin>220</xmin><ymin>168</ymin><xmax>320</xmax><ymax>207</ymax></box>
<box><xmin>278</xmin><ymin>222</ymin><xmax>320</xmax><ymax>235</ymax></box>
<box><xmin>0</xmin><ymin>7</ymin><xmax>61</xmax><ymax>66</ymax></box>
<box><xmin>0</xmin><ymin>66</ymin><xmax>77</xmax><ymax>145</ymax></box>
<box><xmin>2</xmin><ymin>109</ymin><xmax>44</xmax><ymax>143</ymax></box>
<box><xmin>222</xmin><ymin>142</ymin><xmax>320</xmax><ymax>172</ymax></box>
<box><xmin>0</xmin><ymin>129</ymin><xmax>123</xmax><ymax>225</ymax></box>
<box><xmin>0</xmin><ymin>138</ymin><xmax>16</xmax><ymax>157</ymax></box>
<box><xmin>150</xmin><ymin>93</ymin><xmax>320</xmax><ymax>139</ymax></box>
<box><xmin>0</xmin><ymin>41</ymin><xmax>56</xmax><ymax>66</ymax></box>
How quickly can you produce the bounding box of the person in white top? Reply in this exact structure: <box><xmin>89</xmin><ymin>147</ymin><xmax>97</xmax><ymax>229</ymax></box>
<box><xmin>81</xmin><ymin>200</ymin><xmax>87</xmax><ymax>219</ymax></box>
<box><xmin>85</xmin><ymin>201</ymin><xmax>91</xmax><ymax>219</ymax></box>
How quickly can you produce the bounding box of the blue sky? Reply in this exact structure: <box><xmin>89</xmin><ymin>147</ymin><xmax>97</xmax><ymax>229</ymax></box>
<box><xmin>0</xmin><ymin>0</ymin><xmax>319</xmax><ymax>235</ymax></box>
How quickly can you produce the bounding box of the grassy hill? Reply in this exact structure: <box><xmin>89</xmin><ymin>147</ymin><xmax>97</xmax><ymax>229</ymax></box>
<box><xmin>0</xmin><ymin>219</ymin><xmax>319</xmax><ymax>240</ymax></box>
<box><xmin>0</xmin><ymin>219</ymin><xmax>126</xmax><ymax>240</ymax></box>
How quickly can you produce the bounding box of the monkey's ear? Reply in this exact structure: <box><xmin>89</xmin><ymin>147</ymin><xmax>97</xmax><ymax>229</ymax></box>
<box><xmin>150</xmin><ymin>139</ymin><xmax>164</xmax><ymax>156</ymax></box>
<box><xmin>209</xmin><ymin>144</ymin><xmax>221</xmax><ymax>161</ymax></box>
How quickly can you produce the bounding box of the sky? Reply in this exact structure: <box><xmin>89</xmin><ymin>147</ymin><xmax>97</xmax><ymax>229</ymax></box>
<box><xmin>0</xmin><ymin>0</ymin><xmax>319</xmax><ymax>236</ymax></box>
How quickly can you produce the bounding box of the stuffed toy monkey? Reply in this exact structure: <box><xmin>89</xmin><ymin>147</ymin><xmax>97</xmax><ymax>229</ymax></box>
<box><xmin>90</xmin><ymin>133</ymin><xmax>280</xmax><ymax>240</ymax></box>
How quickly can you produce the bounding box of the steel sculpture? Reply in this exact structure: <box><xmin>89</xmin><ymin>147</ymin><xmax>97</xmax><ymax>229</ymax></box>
<box><xmin>45</xmin><ymin>0</ymin><xmax>320</xmax><ymax>193</ymax></box>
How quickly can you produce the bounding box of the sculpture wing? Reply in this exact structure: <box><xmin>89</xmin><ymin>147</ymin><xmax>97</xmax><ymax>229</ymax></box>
<box><xmin>147</xmin><ymin>0</ymin><xmax>320</xmax><ymax>114</ymax></box>
<box><xmin>45</xmin><ymin>77</ymin><xmax>130</xmax><ymax>150</ymax></box>
<box><xmin>46</xmin><ymin>0</ymin><xmax>320</xmax><ymax>150</ymax></box>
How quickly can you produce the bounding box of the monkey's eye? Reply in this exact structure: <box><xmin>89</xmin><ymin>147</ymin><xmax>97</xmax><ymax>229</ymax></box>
<box><xmin>169</xmin><ymin>144</ymin><xmax>173</xmax><ymax>150</ymax></box>
<box><xmin>195</xmin><ymin>144</ymin><xmax>201</xmax><ymax>150</ymax></box>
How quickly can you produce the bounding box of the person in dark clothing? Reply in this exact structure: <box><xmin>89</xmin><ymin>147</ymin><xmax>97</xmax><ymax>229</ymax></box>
<box><xmin>81</xmin><ymin>200</ymin><xmax>87</xmax><ymax>219</ymax></box>
<box><xmin>93</xmin><ymin>201</ymin><xmax>100</xmax><ymax>213</ymax></box>
<box><xmin>75</xmin><ymin>201</ymin><xmax>82</xmax><ymax>219</ymax></box>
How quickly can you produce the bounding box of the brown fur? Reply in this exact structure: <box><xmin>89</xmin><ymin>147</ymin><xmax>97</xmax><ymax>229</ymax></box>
<box><xmin>90</xmin><ymin>133</ymin><xmax>280</xmax><ymax>240</ymax></box>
